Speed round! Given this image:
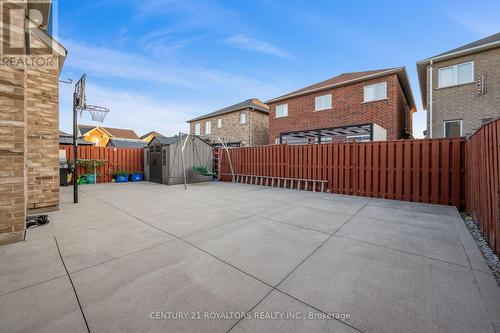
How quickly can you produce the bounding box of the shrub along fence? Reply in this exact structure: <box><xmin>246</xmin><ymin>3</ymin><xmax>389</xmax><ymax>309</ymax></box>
<box><xmin>219</xmin><ymin>138</ymin><xmax>466</xmax><ymax>208</ymax></box>
<box><xmin>60</xmin><ymin>146</ymin><xmax>144</xmax><ymax>183</ymax></box>
<box><xmin>465</xmin><ymin>119</ymin><xmax>500</xmax><ymax>256</ymax></box>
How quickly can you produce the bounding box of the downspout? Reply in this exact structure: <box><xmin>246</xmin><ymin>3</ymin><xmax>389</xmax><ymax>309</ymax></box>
<box><xmin>248</xmin><ymin>107</ymin><xmax>254</xmax><ymax>146</ymax></box>
<box><xmin>429</xmin><ymin>60</ymin><xmax>433</xmax><ymax>138</ymax></box>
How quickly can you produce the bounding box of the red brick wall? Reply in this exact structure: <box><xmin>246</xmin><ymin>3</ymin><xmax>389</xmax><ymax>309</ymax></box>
<box><xmin>269</xmin><ymin>74</ymin><xmax>410</xmax><ymax>142</ymax></box>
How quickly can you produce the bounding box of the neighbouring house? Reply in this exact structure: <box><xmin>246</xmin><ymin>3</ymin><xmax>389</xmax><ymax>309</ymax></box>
<box><xmin>140</xmin><ymin>131</ymin><xmax>164</xmax><ymax>143</ymax></box>
<box><xmin>417</xmin><ymin>32</ymin><xmax>500</xmax><ymax>138</ymax></box>
<box><xmin>59</xmin><ymin>130</ymin><xmax>93</xmax><ymax>146</ymax></box>
<box><xmin>0</xmin><ymin>0</ymin><xmax>66</xmax><ymax>244</ymax></box>
<box><xmin>267</xmin><ymin>68</ymin><xmax>416</xmax><ymax>144</ymax></box>
<box><xmin>78</xmin><ymin>125</ymin><xmax>140</xmax><ymax>147</ymax></box>
<box><xmin>187</xmin><ymin>98</ymin><xmax>269</xmax><ymax>147</ymax></box>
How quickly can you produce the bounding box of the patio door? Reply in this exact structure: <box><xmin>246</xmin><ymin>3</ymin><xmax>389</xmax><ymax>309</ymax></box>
<box><xmin>149</xmin><ymin>144</ymin><xmax>162</xmax><ymax>183</ymax></box>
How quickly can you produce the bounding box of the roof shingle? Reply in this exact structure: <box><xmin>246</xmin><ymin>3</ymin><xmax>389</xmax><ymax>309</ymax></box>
<box><xmin>187</xmin><ymin>98</ymin><xmax>269</xmax><ymax>123</ymax></box>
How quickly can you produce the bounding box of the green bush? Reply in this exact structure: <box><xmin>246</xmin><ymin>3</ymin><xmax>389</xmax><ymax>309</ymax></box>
<box><xmin>113</xmin><ymin>170</ymin><xmax>130</xmax><ymax>177</ymax></box>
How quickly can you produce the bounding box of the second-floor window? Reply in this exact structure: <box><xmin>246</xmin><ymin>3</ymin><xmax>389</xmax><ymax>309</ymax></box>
<box><xmin>364</xmin><ymin>82</ymin><xmax>387</xmax><ymax>102</ymax></box>
<box><xmin>205</xmin><ymin>121</ymin><xmax>211</xmax><ymax>135</ymax></box>
<box><xmin>240</xmin><ymin>113</ymin><xmax>246</xmax><ymax>124</ymax></box>
<box><xmin>438</xmin><ymin>61</ymin><xmax>474</xmax><ymax>88</ymax></box>
<box><xmin>217</xmin><ymin>118</ymin><xmax>222</xmax><ymax>128</ymax></box>
<box><xmin>276</xmin><ymin>104</ymin><xmax>288</xmax><ymax>118</ymax></box>
<box><xmin>315</xmin><ymin>94</ymin><xmax>332</xmax><ymax>111</ymax></box>
<box><xmin>194</xmin><ymin>123</ymin><xmax>201</xmax><ymax>135</ymax></box>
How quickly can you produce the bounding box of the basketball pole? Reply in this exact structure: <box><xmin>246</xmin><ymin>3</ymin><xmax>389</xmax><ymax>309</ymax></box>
<box><xmin>73</xmin><ymin>88</ymin><xmax>78</xmax><ymax>204</ymax></box>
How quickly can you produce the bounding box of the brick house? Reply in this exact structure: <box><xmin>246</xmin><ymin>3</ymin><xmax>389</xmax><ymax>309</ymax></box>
<box><xmin>0</xmin><ymin>1</ymin><xmax>66</xmax><ymax>244</ymax></box>
<box><xmin>417</xmin><ymin>32</ymin><xmax>500</xmax><ymax>138</ymax></box>
<box><xmin>187</xmin><ymin>98</ymin><xmax>269</xmax><ymax>147</ymax></box>
<box><xmin>267</xmin><ymin>68</ymin><xmax>416</xmax><ymax>144</ymax></box>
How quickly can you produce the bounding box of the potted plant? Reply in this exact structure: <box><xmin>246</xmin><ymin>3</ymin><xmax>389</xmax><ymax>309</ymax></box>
<box><xmin>130</xmin><ymin>171</ymin><xmax>144</xmax><ymax>182</ymax></box>
<box><xmin>113</xmin><ymin>171</ymin><xmax>130</xmax><ymax>183</ymax></box>
<box><xmin>77</xmin><ymin>159</ymin><xmax>105</xmax><ymax>184</ymax></box>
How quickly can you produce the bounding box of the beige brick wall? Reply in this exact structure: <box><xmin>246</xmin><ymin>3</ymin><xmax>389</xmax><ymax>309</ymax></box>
<box><xmin>189</xmin><ymin>109</ymin><xmax>269</xmax><ymax>147</ymax></box>
<box><xmin>26</xmin><ymin>62</ymin><xmax>60</xmax><ymax>210</ymax></box>
<box><xmin>0</xmin><ymin>2</ymin><xmax>26</xmax><ymax>244</ymax></box>
<box><xmin>426</xmin><ymin>47</ymin><xmax>500</xmax><ymax>138</ymax></box>
<box><xmin>0</xmin><ymin>4</ymin><xmax>62</xmax><ymax>244</ymax></box>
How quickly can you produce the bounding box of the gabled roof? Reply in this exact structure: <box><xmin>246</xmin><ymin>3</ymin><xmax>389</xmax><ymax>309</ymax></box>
<box><xmin>416</xmin><ymin>32</ymin><xmax>500</xmax><ymax>107</ymax></box>
<box><xmin>140</xmin><ymin>131</ymin><xmax>164</xmax><ymax>140</ymax></box>
<box><xmin>79</xmin><ymin>125</ymin><xmax>139</xmax><ymax>140</ymax></box>
<box><xmin>187</xmin><ymin>98</ymin><xmax>269</xmax><ymax>123</ymax></box>
<box><xmin>107</xmin><ymin>138</ymin><xmax>147</xmax><ymax>148</ymax></box>
<box><xmin>266</xmin><ymin>67</ymin><xmax>416</xmax><ymax>111</ymax></box>
<box><xmin>102</xmin><ymin>127</ymin><xmax>139</xmax><ymax>140</ymax></box>
<box><xmin>154</xmin><ymin>136</ymin><xmax>181</xmax><ymax>145</ymax></box>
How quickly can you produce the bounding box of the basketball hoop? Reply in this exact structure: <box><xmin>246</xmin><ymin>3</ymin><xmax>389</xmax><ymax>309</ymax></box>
<box><xmin>85</xmin><ymin>104</ymin><xmax>109</xmax><ymax>123</ymax></box>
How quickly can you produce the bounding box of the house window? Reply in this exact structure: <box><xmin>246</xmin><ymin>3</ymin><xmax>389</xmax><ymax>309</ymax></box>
<box><xmin>275</xmin><ymin>137</ymin><xmax>281</xmax><ymax>144</ymax></box>
<box><xmin>364</xmin><ymin>82</ymin><xmax>387</xmax><ymax>102</ymax></box>
<box><xmin>275</xmin><ymin>104</ymin><xmax>288</xmax><ymax>118</ymax></box>
<box><xmin>240</xmin><ymin>113</ymin><xmax>246</xmax><ymax>124</ymax></box>
<box><xmin>438</xmin><ymin>61</ymin><xmax>474</xmax><ymax>88</ymax></box>
<box><xmin>444</xmin><ymin>120</ymin><xmax>463</xmax><ymax>137</ymax></box>
<box><xmin>205</xmin><ymin>121</ymin><xmax>211</xmax><ymax>135</ymax></box>
<box><xmin>217</xmin><ymin>118</ymin><xmax>222</xmax><ymax>128</ymax></box>
<box><xmin>194</xmin><ymin>123</ymin><xmax>201</xmax><ymax>135</ymax></box>
<box><xmin>315</xmin><ymin>94</ymin><xmax>332</xmax><ymax>111</ymax></box>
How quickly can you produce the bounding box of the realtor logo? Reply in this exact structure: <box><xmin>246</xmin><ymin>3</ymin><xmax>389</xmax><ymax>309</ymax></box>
<box><xmin>0</xmin><ymin>0</ymin><xmax>58</xmax><ymax>68</ymax></box>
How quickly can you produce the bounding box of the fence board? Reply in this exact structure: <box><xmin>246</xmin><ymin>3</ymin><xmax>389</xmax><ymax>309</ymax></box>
<box><xmin>220</xmin><ymin>138</ymin><xmax>466</xmax><ymax>208</ymax></box>
<box><xmin>466</xmin><ymin>119</ymin><xmax>500</xmax><ymax>256</ymax></box>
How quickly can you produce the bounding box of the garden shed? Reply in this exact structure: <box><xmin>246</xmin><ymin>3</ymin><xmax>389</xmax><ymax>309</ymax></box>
<box><xmin>144</xmin><ymin>135</ymin><xmax>214</xmax><ymax>185</ymax></box>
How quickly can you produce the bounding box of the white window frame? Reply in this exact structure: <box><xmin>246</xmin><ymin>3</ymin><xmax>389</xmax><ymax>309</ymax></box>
<box><xmin>205</xmin><ymin>121</ymin><xmax>211</xmax><ymax>135</ymax></box>
<box><xmin>438</xmin><ymin>61</ymin><xmax>474</xmax><ymax>88</ymax></box>
<box><xmin>363</xmin><ymin>82</ymin><xmax>387</xmax><ymax>103</ymax></box>
<box><xmin>194</xmin><ymin>123</ymin><xmax>201</xmax><ymax>135</ymax></box>
<box><xmin>443</xmin><ymin>120</ymin><xmax>463</xmax><ymax>137</ymax></box>
<box><xmin>217</xmin><ymin>118</ymin><xmax>222</xmax><ymax>128</ymax></box>
<box><xmin>240</xmin><ymin>112</ymin><xmax>246</xmax><ymax>124</ymax></box>
<box><xmin>275</xmin><ymin>137</ymin><xmax>280</xmax><ymax>144</ymax></box>
<box><xmin>315</xmin><ymin>94</ymin><xmax>332</xmax><ymax>111</ymax></box>
<box><xmin>275</xmin><ymin>104</ymin><xmax>288</xmax><ymax>118</ymax></box>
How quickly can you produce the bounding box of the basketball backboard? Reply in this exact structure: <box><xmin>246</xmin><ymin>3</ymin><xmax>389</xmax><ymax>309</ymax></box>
<box><xmin>75</xmin><ymin>74</ymin><xmax>86</xmax><ymax>112</ymax></box>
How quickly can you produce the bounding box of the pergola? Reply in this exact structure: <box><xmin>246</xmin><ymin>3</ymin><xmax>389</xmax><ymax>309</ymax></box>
<box><xmin>280</xmin><ymin>123</ymin><xmax>375</xmax><ymax>145</ymax></box>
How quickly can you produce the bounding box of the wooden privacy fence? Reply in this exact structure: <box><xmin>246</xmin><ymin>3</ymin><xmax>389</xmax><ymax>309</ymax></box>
<box><xmin>60</xmin><ymin>146</ymin><xmax>144</xmax><ymax>183</ymax></box>
<box><xmin>219</xmin><ymin>138</ymin><xmax>466</xmax><ymax>208</ymax></box>
<box><xmin>465</xmin><ymin>119</ymin><xmax>500</xmax><ymax>256</ymax></box>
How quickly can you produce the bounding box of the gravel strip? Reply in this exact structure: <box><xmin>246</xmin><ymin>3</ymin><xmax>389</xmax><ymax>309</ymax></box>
<box><xmin>461</xmin><ymin>213</ymin><xmax>500</xmax><ymax>287</ymax></box>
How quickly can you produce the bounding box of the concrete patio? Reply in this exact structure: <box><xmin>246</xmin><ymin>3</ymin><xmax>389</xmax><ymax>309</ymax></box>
<box><xmin>1</xmin><ymin>181</ymin><xmax>499</xmax><ymax>333</ymax></box>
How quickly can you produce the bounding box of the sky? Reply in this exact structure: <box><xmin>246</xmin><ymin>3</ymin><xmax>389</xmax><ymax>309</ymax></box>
<box><xmin>56</xmin><ymin>0</ymin><xmax>500</xmax><ymax>138</ymax></box>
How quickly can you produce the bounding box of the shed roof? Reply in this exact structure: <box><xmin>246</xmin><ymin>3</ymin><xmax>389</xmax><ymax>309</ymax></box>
<box><xmin>107</xmin><ymin>138</ymin><xmax>147</xmax><ymax>148</ymax></box>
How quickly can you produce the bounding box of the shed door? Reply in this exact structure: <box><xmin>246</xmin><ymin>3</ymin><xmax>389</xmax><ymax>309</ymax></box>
<box><xmin>149</xmin><ymin>144</ymin><xmax>162</xmax><ymax>183</ymax></box>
